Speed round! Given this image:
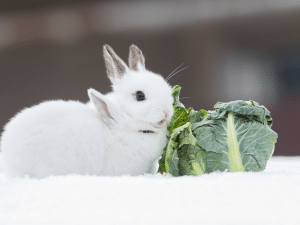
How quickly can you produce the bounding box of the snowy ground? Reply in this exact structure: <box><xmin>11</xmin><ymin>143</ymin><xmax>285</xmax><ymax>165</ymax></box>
<box><xmin>0</xmin><ymin>156</ymin><xmax>299</xmax><ymax>225</ymax></box>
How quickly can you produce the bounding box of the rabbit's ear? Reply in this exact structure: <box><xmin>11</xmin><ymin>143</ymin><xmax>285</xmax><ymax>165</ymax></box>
<box><xmin>88</xmin><ymin>88</ymin><xmax>117</xmax><ymax>128</ymax></box>
<box><xmin>103</xmin><ymin>45</ymin><xmax>129</xmax><ymax>84</ymax></box>
<box><xmin>129</xmin><ymin>44</ymin><xmax>145</xmax><ymax>71</ymax></box>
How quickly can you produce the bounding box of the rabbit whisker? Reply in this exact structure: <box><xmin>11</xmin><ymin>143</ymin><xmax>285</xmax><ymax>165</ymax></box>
<box><xmin>166</xmin><ymin>66</ymin><xmax>189</xmax><ymax>82</ymax></box>
<box><xmin>166</xmin><ymin>62</ymin><xmax>185</xmax><ymax>81</ymax></box>
<box><xmin>180</xmin><ymin>97</ymin><xmax>191</xmax><ymax>99</ymax></box>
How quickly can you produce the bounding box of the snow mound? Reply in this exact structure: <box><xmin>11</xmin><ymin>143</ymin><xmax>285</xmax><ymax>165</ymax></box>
<box><xmin>0</xmin><ymin>156</ymin><xmax>299</xmax><ymax>225</ymax></box>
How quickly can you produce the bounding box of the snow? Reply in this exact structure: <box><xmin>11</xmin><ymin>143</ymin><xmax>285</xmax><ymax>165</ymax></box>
<box><xmin>0</xmin><ymin>156</ymin><xmax>299</xmax><ymax>225</ymax></box>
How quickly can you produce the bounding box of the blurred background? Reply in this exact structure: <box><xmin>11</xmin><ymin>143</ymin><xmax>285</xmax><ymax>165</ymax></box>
<box><xmin>0</xmin><ymin>0</ymin><xmax>299</xmax><ymax>155</ymax></box>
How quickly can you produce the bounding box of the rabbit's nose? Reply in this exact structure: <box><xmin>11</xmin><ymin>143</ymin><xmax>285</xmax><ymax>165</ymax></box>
<box><xmin>158</xmin><ymin>119</ymin><xmax>165</xmax><ymax>125</ymax></box>
<box><xmin>164</xmin><ymin>112</ymin><xmax>168</xmax><ymax>120</ymax></box>
<box><xmin>158</xmin><ymin>112</ymin><xmax>168</xmax><ymax>126</ymax></box>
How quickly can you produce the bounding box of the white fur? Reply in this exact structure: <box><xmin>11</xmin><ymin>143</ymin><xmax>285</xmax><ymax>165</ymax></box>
<box><xmin>0</xmin><ymin>154</ymin><xmax>3</xmax><ymax>172</ymax></box>
<box><xmin>0</xmin><ymin>46</ymin><xmax>174</xmax><ymax>178</ymax></box>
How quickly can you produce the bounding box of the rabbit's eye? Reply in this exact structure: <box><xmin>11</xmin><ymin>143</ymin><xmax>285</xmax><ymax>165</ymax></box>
<box><xmin>136</xmin><ymin>91</ymin><xmax>145</xmax><ymax>101</ymax></box>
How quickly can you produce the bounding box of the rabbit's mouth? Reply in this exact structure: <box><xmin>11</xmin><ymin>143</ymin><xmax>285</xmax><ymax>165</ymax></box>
<box><xmin>136</xmin><ymin>117</ymin><xmax>167</xmax><ymax>134</ymax></box>
<box><xmin>139</xmin><ymin>130</ymin><xmax>155</xmax><ymax>133</ymax></box>
<box><xmin>138</xmin><ymin>122</ymin><xmax>165</xmax><ymax>133</ymax></box>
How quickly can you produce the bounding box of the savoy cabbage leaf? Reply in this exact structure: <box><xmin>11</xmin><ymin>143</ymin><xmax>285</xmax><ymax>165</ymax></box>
<box><xmin>158</xmin><ymin>85</ymin><xmax>278</xmax><ymax>176</ymax></box>
<box><xmin>167</xmin><ymin>85</ymin><xmax>192</xmax><ymax>135</ymax></box>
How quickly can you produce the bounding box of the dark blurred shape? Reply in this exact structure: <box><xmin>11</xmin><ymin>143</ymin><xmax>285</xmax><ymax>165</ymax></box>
<box><xmin>280</xmin><ymin>67</ymin><xmax>300</xmax><ymax>93</ymax></box>
<box><xmin>270</xmin><ymin>94</ymin><xmax>300</xmax><ymax>156</ymax></box>
<box><xmin>274</xmin><ymin>47</ymin><xmax>300</xmax><ymax>95</ymax></box>
<box><xmin>269</xmin><ymin>47</ymin><xmax>300</xmax><ymax>155</ymax></box>
<box><xmin>1</xmin><ymin>0</ymin><xmax>300</xmax><ymax>155</ymax></box>
<box><xmin>0</xmin><ymin>0</ymin><xmax>100</xmax><ymax>12</ymax></box>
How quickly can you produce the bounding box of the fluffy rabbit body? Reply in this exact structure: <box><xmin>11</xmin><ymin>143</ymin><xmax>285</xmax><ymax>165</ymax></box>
<box><xmin>0</xmin><ymin>45</ymin><xmax>174</xmax><ymax>178</ymax></box>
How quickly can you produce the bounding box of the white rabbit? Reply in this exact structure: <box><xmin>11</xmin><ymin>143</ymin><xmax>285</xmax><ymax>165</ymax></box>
<box><xmin>0</xmin><ymin>45</ymin><xmax>174</xmax><ymax>178</ymax></box>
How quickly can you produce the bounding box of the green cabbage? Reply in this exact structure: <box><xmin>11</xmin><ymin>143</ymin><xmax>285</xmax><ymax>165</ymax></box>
<box><xmin>158</xmin><ymin>85</ymin><xmax>278</xmax><ymax>176</ymax></box>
